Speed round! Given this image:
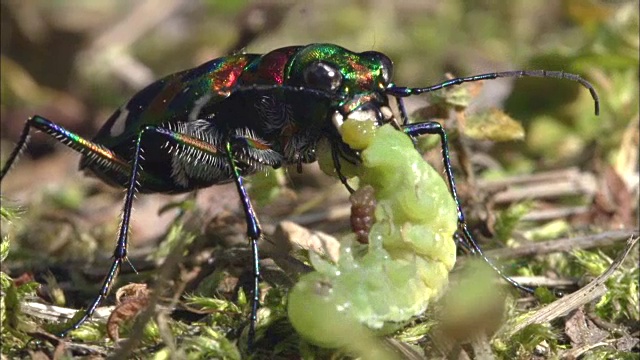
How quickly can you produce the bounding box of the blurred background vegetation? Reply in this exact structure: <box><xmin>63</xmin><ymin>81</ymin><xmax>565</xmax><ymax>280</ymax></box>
<box><xmin>0</xmin><ymin>0</ymin><xmax>638</xmax><ymax>359</ymax></box>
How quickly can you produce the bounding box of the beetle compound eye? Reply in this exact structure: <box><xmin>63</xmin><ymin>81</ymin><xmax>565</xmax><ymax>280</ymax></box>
<box><xmin>361</xmin><ymin>51</ymin><xmax>393</xmax><ymax>84</ymax></box>
<box><xmin>303</xmin><ymin>61</ymin><xmax>343</xmax><ymax>92</ymax></box>
<box><xmin>377</xmin><ymin>55</ymin><xmax>393</xmax><ymax>84</ymax></box>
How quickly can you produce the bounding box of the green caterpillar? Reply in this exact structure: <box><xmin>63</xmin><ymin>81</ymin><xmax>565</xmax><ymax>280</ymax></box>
<box><xmin>288</xmin><ymin>120</ymin><xmax>458</xmax><ymax>348</ymax></box>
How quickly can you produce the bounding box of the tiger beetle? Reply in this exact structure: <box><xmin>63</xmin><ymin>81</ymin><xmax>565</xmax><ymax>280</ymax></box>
<box><xmin>0</xmin><ymin>43</ymin><xmax>599</xmax><ymax>348</ymax></box>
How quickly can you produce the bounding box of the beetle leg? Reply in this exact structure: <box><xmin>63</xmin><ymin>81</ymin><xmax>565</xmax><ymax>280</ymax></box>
<box><xmin>394</xmin><ymin>96</ymin><xmax>410</xmax><ymax>126</ymax></box>
<box><xmin>0</xmin><ymin>115</ymin><xmax>129</xmax><ymax>181</ymax></box>
<box><xmin>60</xmin><ymin>125</ymin><xmax>232</xmax><ymax>335</ymax></box>
<box><xmin>403</xmin><ymin>121</ymin><xmax>534</xmax><ymax>294</ymax></box>
<box><xmin>2</xmin><ymin>117</ymin><xmax>141</xmax><ymax>335</ymax></box>
<box><xmin>60</xmin><ymin>125</ymin><xmax>159</xmax><ymax>335</ymax></box>
<box><xmin>225</xmin><ymin>140</ymin><xmax>262</xmax><ymax>350</ymax></box>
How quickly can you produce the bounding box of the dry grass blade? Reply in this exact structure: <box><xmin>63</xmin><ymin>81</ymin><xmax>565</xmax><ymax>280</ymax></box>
<box><xmin>486</xmin><ymin>229</ymin><xmax>637</xmax><ymax>259</ymax></box>
<box><xmin>21</xmin><ymin>302</ymin><xmax>113</xmax><ymax>324</ymax></box>
<box><xmin>507</xmin><ymin>276</ymin><xmax>578</xmax><ymax>288</ymax></box>
<box><xmin>503</xmin><ymin>236</ymin><xmax>638</xmax><ymax>337</ymax></box>
<box><xmin>381</xmin><ymin>337</ymin><xmax>428</xmax><ymax>360</ymax></box>
<box><xmin>470</xmin><ymin>333</ymin><xmax>496</xmax><ymax>360</ymax></box>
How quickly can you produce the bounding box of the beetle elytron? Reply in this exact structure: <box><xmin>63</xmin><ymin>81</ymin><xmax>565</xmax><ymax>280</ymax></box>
<box><xmin>0</xmin><ymin>43</ymin><xmax>599</xmax><ymax>347</ymax></box>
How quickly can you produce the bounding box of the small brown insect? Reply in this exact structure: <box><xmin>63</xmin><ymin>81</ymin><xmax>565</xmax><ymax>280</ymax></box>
<box><xmin>106</xmin><ymin>283</ymin><xmax>151</xmax><ymax>341</ymax></box>
<box><xmin>349</xmin><ymin>185</ymin><xmax>376</xmax><ymax>244</ymax></box>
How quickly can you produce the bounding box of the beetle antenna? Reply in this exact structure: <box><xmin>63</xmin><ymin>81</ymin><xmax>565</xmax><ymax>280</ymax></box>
<box><xmin>386</xmin><ymin>70</ymin><xmax>600</xmax><ymax>116</ymax></box>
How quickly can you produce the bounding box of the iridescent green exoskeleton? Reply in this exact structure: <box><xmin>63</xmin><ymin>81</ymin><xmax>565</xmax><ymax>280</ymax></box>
<box><xmin>0</xmin><ymin>43</ymin><xmax>600</xmax><ymax>349</ymax></box>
